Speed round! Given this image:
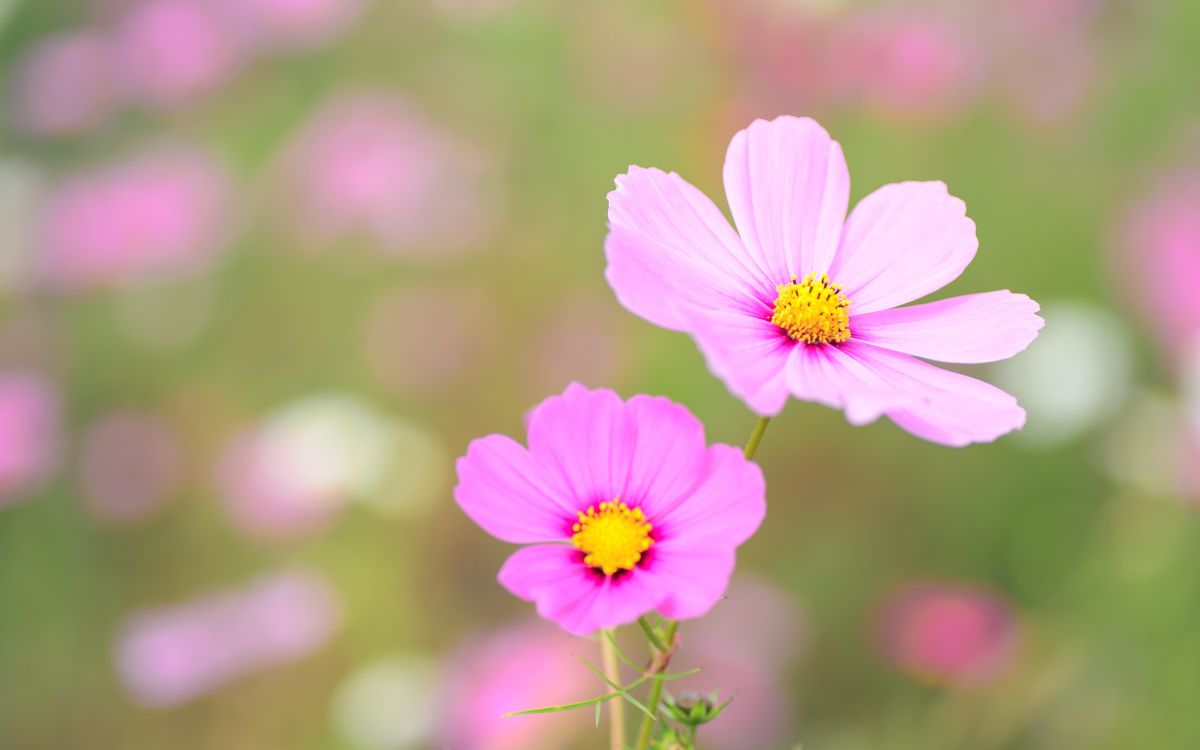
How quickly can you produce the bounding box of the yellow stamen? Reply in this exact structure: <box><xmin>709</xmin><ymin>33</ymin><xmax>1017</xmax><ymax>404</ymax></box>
<box><xmin>770</xmin><ymin>272</ymin><xmax>851</xmax><ymax>344</ymax></box>
<box><xmin>570</xmin><ymin>499</ymin><xmax>654</xmax><ymax>576</ymax></box>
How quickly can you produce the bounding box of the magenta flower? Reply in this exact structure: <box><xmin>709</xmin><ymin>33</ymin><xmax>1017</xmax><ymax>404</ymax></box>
<box><xmin>606</xmin><ymin>116</ymin><xmax>1043</xmax><ymax>446</ymax></box>
<box><xmin>877</xmin><ymin>582</ymin><xmax>1020</xmax><ymax>688</ymax></box>
<box><xmin>454</xmin><ymin>384</ymin><xmax>765</xmax><ymax>636</ymax></box>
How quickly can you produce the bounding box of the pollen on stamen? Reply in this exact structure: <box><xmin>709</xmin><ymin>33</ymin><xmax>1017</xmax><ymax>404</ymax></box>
<box><xmin>570</xmin><ymin>498</ymin><xmax>654</xmax><ymax>576</ymax></box>
<box><xmin>770</xmin><ymin>272</ymin><xmax>852</xmax><ymax>345</ymax></box>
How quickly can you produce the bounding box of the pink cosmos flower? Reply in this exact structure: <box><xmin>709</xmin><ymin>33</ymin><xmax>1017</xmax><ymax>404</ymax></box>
<box><xmin>37</xmin><ymin>146</ymin><xmax>234</xmax><ymax>290</ymax></box>
<box><xmin>454</xmin><ymin>384</ymin><xmax>766</xmax><ymax>636</ymax></box>
<box><xmin>116</xmin><ymin>569</ymin><xmax>340</xmax><ymax>707</ymax></box>
<box><xmin>438</xmin><ymin>620</ymin><xmax>596</xmax><ymax>750</ymax></box>
<box><xmin>8</xmin><ymin>30</ymin><xmax>118</xmax><ymax>139</ymax></box>
<box><xmin>877</xmin><ymin>583</ymin><xmax>1020</xmax><ymax>688</ymax></box>
<box><xmin>113</xmin><ymin>0</ymin><xmax>245</xmax><ymax>110</ymax></box>
<box><xmin>0</xmin><ymin>372</ymin><xmax>60</xmax><ymax>505</ymax></box>
<box><xmin>605</xmin><ymin>116</ymin><xmax>1044</xmax><ymax>446</ymax></box>
<box><xmin>828</xmin><ymin>13</ymin><xmax>982</xmax><ymax>121</ymax></box>
<box><xmin>1115</xmin><ymin>172</ymin><xmax>1200</xmax><ymax>369</ymax></box>
<box><xmin>274</xmin><ymin>93</ymin><xmax>501</xmax><ymax>258</ymax></box>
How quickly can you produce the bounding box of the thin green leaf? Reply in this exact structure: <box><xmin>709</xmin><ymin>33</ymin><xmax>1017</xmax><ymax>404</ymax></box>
<box><xmin>637</xmin><ymin>615</ymin><xmax>668</xmax><ymax>652</ymax></box>
<box><xmin>573</xmin><ymin>655</ymin><xmax>656</xmax><ymax>719</ymax></box>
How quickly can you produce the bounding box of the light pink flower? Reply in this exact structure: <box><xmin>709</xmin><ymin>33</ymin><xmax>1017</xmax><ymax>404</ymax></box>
<box><xmin>828</xmin><ymin>13</ymin><xmax>982</xmax><ymax>121</ymax></box>
<box><xmin>454</xmin><ymin>384</ymin><xmax>766</xmax><ymax>636</ymax></box>
<box><xmin>116</xmin><ymin>569</ymin><xmax>340</xmax><ymax>707</ymax></box>
<box><xmin>877</xmin><ymin>583</ymin><xmax>1019</xmax><ymax>688</ymax></box>
<box><xmin>0</xmin><ymin>372</ymin><xmax>59</xmax><ymax>505</ymax></box>
<box><xmin>218</xmin><ymin>0</ymin><xmax>365</xmax><ymax>51</ymax></box>
<box><xmin>79</xmin><ymin>410</ymin><xmax>183</xmax><ymax>525</ymax></box>
<box><xmin>439</xmin><ymin>620</ymin><xmax>595</xmax><ymax>750</ymax></box>
<box><xmin>605</xmin><ymin>116</ymin><xmax>1043</xmax><ymax>446</ymax></box>
<box><xmin>38</xmin><ymin>146</ymin><xmax>234</xmax><ymax>290</ymax></box>
<box><xmin>275</xmin><ymin>93</ymin><xmax>501</xmax><ymax>257</ymax></box>
<box><xmin>8</xmin><ymin>30</ymin><xmax>118</xmax><ymax>138</ymax></box>
<box><xmin>1116</xmin><ymin>173</ymin><xmax>1200</xmax><ymax>368</ymax></box>
<box><xmin>113</xmin><ymin>0</ymin><xmax>245</xmax><ymax>110</ymax></box>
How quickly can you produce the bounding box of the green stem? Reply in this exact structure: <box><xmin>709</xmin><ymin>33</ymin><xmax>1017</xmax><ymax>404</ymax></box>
<box><xmin>634</xmin><ymin>619</ymin><xmax>679</xmax><ymax>750</ymax></box>
<box><xmin>637</xmin><ymin>615</ymin><xmax>668</xmax><ymax>652</ymax></box>
<box><xmin>743</xmin><ymin>416</ymin><xmax>771</xmax><ymax>460</ymax></box>
<box><xmin>601</xmin><ymin>629</ymin><xmax>625</xmax><ymax>750</ymax></box>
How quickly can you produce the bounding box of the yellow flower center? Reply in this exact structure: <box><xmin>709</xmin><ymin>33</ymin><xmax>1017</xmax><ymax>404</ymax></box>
<box><xmin>571</xmin><ymin>500</ymin><xmax>654</xmax><ymax>576</ymax></box>
<box><xmin>770</xmin><ymin>272</ymin><xmax>852</xmax><ymax>345</ymax></box>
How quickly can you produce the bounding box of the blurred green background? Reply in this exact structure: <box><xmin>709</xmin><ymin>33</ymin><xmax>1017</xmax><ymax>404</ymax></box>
<box><xmin>2</xmin><ymin>0</ymin><xmax>1200</xmax><ymax>748</ymax></box>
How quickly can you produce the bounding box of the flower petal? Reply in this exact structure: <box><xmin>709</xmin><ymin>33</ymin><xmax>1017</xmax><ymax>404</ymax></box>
<box><xmin>685</xmin><ymin>304</ymin><xmax>793</xmax><ymax>417</ymax></box>
<box><xmin>640</xmin><ymin>548</ymin><xmax>738</xmax><ymax>621</ymax></box>
<box><xmin>830</xmin><ymin>181</ymin><xmax>977</xmax><ymax>314</ymax></box>
<box><xmin>723</xmin><ymin>116</ymin><xmax>850</xmax><ymax>281</ymax></box>
<box><xmin>498</xmin><ymin>545</ymin><xmax>664</xmax><ymax>636</ymax></box>
<box><xmin>454</xmin><ymin>435</ymin><xmax>575</xmax><ymax>544</ymax></box>
<box><xmin>605</xmin><ymin>166</ymin><xmax>770</xmax><ymax>332</ymax></box>
<box><xmin>650</xmin><ymin>444</ymin><xmax>766</xmax><ymax>548</ymax></box>
<box><xmin>853</xmin><ymin>290</ymin><xmax>1044</xmax><ymax>363</ymax></box>
<box><xmin>846</xmin><ymin>342</ymin><xmax>1027</xmax><ymax>446</ymax></box>
<box><xmin>525</xmin><ymin>384</ymin><xmax>634</xmax><ymax>506</ymax></box>
<box><xmin>622</xmin><ymin>393</ymin><xmax>709</xmax><ymax>511</ymax></box>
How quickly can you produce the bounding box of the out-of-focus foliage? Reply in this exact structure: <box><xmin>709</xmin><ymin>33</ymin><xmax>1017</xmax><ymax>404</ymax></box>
<box><xmin>1</xmin><ymin>0</ymin><xmax>1200</xmax><ymax>748</ymax></box>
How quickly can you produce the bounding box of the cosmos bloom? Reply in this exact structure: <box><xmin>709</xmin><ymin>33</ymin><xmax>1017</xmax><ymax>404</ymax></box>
<box><xmin>37</xmin><ymin>146</ymin><xmax>234</xmax><ymax>290</ymax></box>
<box><xmin>115</xmin><ymin>569</ymin><xmax>340</xmax><ymax>707</ymax></box>
<box><xmin>1116</xmin><ymin>172</ymin><xmax>1200</xmax><ymax>370</ymax></box>
<box><xmin>274</xmin><ymin>93</ymin><xmax>501</xmax><ymax>258</ymax></box>
<box><xmin>454</xmin><ymin>384</ymin><xmax>765</xmax><ymax>636</ymax></box>
<box><xmin>605</xmin><ymin>116</ymin><xmax>1043</xmax><ymax>446</ymax></box>
<box><xmin>8</xmin><ymin>30</ymin><xmax>118</xmax><ymax>139</ymax></box>
<box><xmin>0</xmin><ymin>372</ymin><xmax>59</xmax><ymax>505</ymax></box>
<box><xmin>438</xmin><ymin>620</ymin><xmax>597</xmax><ymax>750</ymax></box>
<box><xmin>112</xmin><ymin>0</ymin><xmax>245</xmax><ymax>111</ymax></box>
<box><xmin>877</xmin><ymin>582</ymin><xmax>1020</xmax><ymax>688</ymax></box>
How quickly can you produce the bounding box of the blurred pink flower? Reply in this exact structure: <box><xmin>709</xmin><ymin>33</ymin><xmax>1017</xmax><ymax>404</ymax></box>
<box><xmin>0</xmin><ymin>372</ymin><xmax>60</xmax><ymax>505</ymax></box>
<box><xmin>275</xmin><ymin>93</ymin><xmax>501</xmax><ymax>258</ymax></box>
<box><xmin>877</xmin><ymin>583</ymin><xmax>1020</xmax><ymax>687</ymax></box>
<box><xmin>364</xmin><ymin>281</ymin><xmax>499</xmax><ymax>396</ymax></box>
<box><xmin>439</xmin><ymin>620</ymin><xmax>595</xmax><ymax>750</ymax></box>
<box><xmin>79</xmin><ymin>410</ymin><xmax>183</xmax><ymax>525</ymax></box>
<box><xmin>455</xmin><ymin>384</ymin><xmax>766</xmax><ymax>636</ymax></box>
<box><xmin>1116</xmin><ymin>173</ymin><xmax>1200</xmax><ymax>369</ymax></box>
<box><xmin>116</xmin><ymin>569</ymin><xmax>341</xmax><ymax>707</ymax></box>
<box><xmin>38</xmin><ymin>146</ymin><xmax>234</xmax><ymax>290</ymax></box>
<box><xmin>671</xmin><ymin>576</ymin><xmax>805</xmax><ymax>750</ymax></box>
<box><xmin>113</xmin><ymin>0</ymin><xmax>245</xmax><ymax>109</ymax></box>
<box><xmin>219</xmin><ymin>0</ymin><xmax>365</xmax><ymax>51</ymax></box>
<box><xmin>828</xmin><ymin>12</ymin><xmax>982</xmax><ymax>121</ymax></box>
<box><xmin>216</xmin><ymin>431</ymin><xmax>341</xmax><ymax>539</ymax></box>
<box><xmin>8</xmin><ymin>30</ymin><xmax>118</xmax><ymax>138</ymax></box>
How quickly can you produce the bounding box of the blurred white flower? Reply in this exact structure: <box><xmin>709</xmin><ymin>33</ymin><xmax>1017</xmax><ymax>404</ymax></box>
<box><xmin>218</xmin><ymin>393</ymin><xmax>448</xmax><ymax>537</ymax></box>
<box><xmin>992</xmin><ymin>301</ymin><xmax>1134</xmax><ymax>447</ymax></box>
<box><xmin>331</xmin><ymin>654</ymin><xmax>441</xmax><ymax>750</ymax></box>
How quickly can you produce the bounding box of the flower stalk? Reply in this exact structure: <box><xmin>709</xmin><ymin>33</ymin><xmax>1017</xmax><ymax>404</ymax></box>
<box><xmin>635</xmin><ymin>618</ymin><xmax>680</xmax><ymax>750</ymax></box>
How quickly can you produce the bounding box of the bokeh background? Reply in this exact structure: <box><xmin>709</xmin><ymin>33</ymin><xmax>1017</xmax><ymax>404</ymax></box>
<box><xmin>2</xmin><ymin>0</ymin><xmax>1200</xmax><ymax>748</ymax></box>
